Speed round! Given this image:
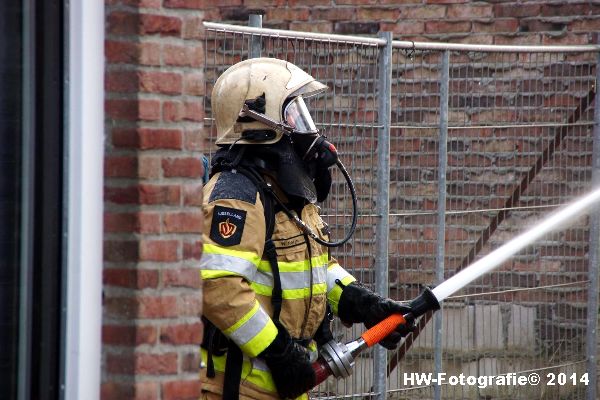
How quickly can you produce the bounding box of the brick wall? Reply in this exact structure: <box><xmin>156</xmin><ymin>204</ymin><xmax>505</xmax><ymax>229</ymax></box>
<box><xmin>103</xmin><ymin>1</ymin><xmax>205</xmax><ymax>399</ymax></box>
<box><xmin>103</xmin><ymin>1</ymin><xmax>600</xmax><ymax>399</ymax></box>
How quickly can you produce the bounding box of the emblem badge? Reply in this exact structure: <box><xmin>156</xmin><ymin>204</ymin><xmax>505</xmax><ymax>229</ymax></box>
<box><xmin>219</xmin><ymin>219</ymin><xmax>237</xmax><ymax>238</ymax></box>
<box><xmin>210</xmin><ymin>205</ymin><xmax>246</xmax><ymax>246</ymax></box>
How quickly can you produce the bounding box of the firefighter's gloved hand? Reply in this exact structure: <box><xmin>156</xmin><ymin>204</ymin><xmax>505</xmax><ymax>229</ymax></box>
<box><xmin>259</xmin><ymin>323</ymin><xmax>316</xmax><ymax>399</ymax></box>
<box><xmin>338</xmin><ymin>282</ymin><xmax>415</xmax><ymax>350</ymax></box>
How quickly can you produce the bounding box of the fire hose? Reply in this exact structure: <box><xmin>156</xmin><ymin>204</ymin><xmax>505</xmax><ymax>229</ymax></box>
<box><xmin>310</xmin><ymin>186</ymin><xmax>600</xmax><ymax>388</ymax></box>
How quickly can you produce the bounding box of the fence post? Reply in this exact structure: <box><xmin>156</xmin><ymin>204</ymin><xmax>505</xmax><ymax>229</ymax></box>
<box><xmin>248</xmin><ymin>14</ymin><xmax>262</xmax><ymax>58</ymax></box>
<box><xmin>434</xmin><ymin>50</ymin><xmax>450</xmax><ymax>400</ymax></box>
<box><xmin>586</xmin><ymin>50</ymin><xmax>600</xmax><ymax>400</ymax></box>
<box><xmin>373</xmin><ymin>30</ymin><xmax>393</xmax><ymax>400</ymax></box>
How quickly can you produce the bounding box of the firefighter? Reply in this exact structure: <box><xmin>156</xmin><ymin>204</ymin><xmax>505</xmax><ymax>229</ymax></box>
<box><xmin>200</xmin><ymin>58</ymin><xmax>413</xmax><ymax>400</ymax></box>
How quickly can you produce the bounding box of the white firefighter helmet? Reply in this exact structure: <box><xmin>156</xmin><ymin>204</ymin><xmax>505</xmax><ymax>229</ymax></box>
<box><xmin>212</xmin><ymin>57</ymin><xmax>328</xmax><ymax>145</ymax></box>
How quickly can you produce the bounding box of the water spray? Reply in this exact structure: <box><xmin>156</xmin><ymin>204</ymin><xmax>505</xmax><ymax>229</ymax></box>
<box><xmin>310</xmin><ymin>187</ymin><xmax>600</xmax><ymax>387</ymax></box>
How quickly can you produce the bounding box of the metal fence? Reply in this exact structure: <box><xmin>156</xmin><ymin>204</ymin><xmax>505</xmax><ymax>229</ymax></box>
<box><xmin>202</xmin><ymin>20</ymin><xmax>600</xmax><ymax>400</ymax></box>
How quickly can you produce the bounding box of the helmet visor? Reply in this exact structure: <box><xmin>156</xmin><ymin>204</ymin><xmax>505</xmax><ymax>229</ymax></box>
<box><xmin>283</xmin><ymin>96</ymin><xmax>318</xmax><ymax>134</ymax></box>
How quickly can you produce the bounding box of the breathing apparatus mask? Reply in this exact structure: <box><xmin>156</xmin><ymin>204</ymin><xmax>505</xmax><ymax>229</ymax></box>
<box><xmin>237</xmin><ymin>94</ymin><xmax>358</xmax><ymax>248</ymax></box>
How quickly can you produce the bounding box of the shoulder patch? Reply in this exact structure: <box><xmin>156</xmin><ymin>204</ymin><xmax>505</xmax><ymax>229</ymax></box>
<box><xmin>209</xmin><ymin>171</ymin><xmax>257</xmax><ymax>204</ymax></box>
<box><xmin>210</xmin><ymin>205</ymin><xmax>247</xmax><ymax>246</ymax></box>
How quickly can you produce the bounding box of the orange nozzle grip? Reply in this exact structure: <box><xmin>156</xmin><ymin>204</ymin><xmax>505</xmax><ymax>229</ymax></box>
<box><xmin>360</xmin><ymin>314</ymin><xmax>406</xmax><ymax>347</ymax></box>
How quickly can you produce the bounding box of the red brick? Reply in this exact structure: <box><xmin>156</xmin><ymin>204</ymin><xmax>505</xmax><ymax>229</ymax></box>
<box><xmin>102</xmin><ymin>325</ymin><xmax>157</xmax><ymax>346</ymax></box>
<box><xmin>177</xmin><ymin>292</ymin><xmax>202</xmax><ymax>317</ymax></box>
<box><xmin>494</xmin><ymin>3</ymin><xmax>540</xmax><ymax>18</ymax></box>
<box><xmin>101</xmin><ymin>382</ymin><xmax>159</xmax><ymax>400</ymax></box>
<box><xmin>164</xmin><ymin>0</ymin><xmax>241</xmax><ymax>8</ymax></box>
<box><xmin>162</xmin><ymin>380</ymin><xmax>202</xmax><ymax>400</ymax></box>
<box><xmin>139</xmin><ymin>71</ymin><xmax>182</xmax><ymax>95</ymax></box>
<box><xmin>163</xmin><ymin>268</ymin><xmax>201</xmax><ymax>288</ymax></box>
<box><xmin>163</xmin><ymin>101</ymin><xmax>184</xmax><ymax>122</ymax></box>
<box><xmin>403</xmin><ymin>5</ymin><xmax>446</xmax><ymax>19</ymax></box>
<box><xmin>105</xmin><ymin>41</ymin><xmax>161</xmax><ymax>66</ymax></box>
<box><xmin>182</xmin><ymin>16</ymin><xmax>206</xmax><ymax>40</ymax></box>
<box><xmin>447</xmin><ymin>4</ymin><xmax>492</xmax><ymax>18</ymax></box>
<box><xmin>160</xmin><ymin>323</ymin><xmax>202</xmax><ymax>344</ymax></box>
<box><xmin>105</xmin><ymin>40</ymin><xmax>139</xmax><ymax>64</ymax></box>
<box><xmin>164</xmin><ymin>212</ymin><xmax>203</xmax><ymax>233</ymax></box>
<box><xmin>137</xmin><ymin>296</ymin><xmax>180</xmax><ymax>318</ymax></box>
<box><xmin>105</xmin><ymin>99</ymin><xmax>161</xmax><ymax>121</ymax></box>
<box><xmin>104</xmin><ymin>156</ymin><xmax>137</xmax><ymax>178</ymax></box>
<box><xmin>542</xmin><ymin>32</ymin><xmax>589</xmax><ymax>46</ymax></box>
<box><xmin>105</xmin><ymin>70</ymin><xmax>139</xmax><ymax>93</ymax></box>
<box><xmin>184</xmin><ymin>100</ymin><xmax>204</xmax><ymax>121</ymax></box>
<box><xmin>140</xmin><ymin>239</ymin><xmax>179</xmax><ymax>261</ymax></box>
<box><xmin>104</xmin><ymin>240</ymin><xmax>139</xmax><ymax>262</ymax></box>
<box><xmin>139</xmin><ymin>184</ymin><xmax>181</xmax><ymax>205</ymax></box>
<box><xmin>183</xmin><ymin>72</ymin><xmax>205</xmax><ymax>96</ymax></box>
<box><xmin>107</xmin><ymin>352</ymin><xmax>178</xmax><ymax>375</ymax></box>
<box><xmin>542</xmin><ymin>3</ymin><xmax>597</xmax><ymax>17</ymax></box>
<box><xmin>183</xmin><ymin>183</ymin><xmax>203</xmax><ymax>206</ymax></box>
<box><xmin>183</xmin><ymin>241</ymin><xmax>203</xmax><ymax>260</ymax></box>
<box><xmin>140</xmin><ymin>14</ymin><xmax>182</xmax><ymax>36</ymax></box>
<box><xmin>103</xmin><ymin>297</ymin><xmax>137</xmax><ymax>319</ymax></box>
<box><xmin>184</xmin><ymin>129</ymin><xmax>206</xmax><ymax>151</ymax></box>
<box><xmin>494</xmin><ymin>34</ymin><xmax>541</xmax><ymax>46</ymax></box>
<box><xmin>138</xmin><ymin>156</ymin><xmax>161</xmax><ymax>180</ymax></box>
<box><xmin>472</xmin><ymin>19</ymin><xmax>519</xmax><ymax>33</ymax></box>
<box><xmin>139</xmin><ymin>42</ymin><xmax>162</xmax><ymax>66</ymax></box>
<box><xmin>139</xmin><ymin>128</ymin><xmax>183</xmax><ymax>150</ymax></box>
<box><xmin>112</xmin><ymin>128</ymin><xmax>183</xmax><ymax>150</ymax></box>
<box><xmin>269</xmin><ymin>7</ymin><xmax>311</xmax><ymax>21</ymax></box>
<box><xmin>163</xmin><ymin>44</ymin><xmax>203</xmax><ymax>67</ymax></box>
<box><xmin>177</xmin><ymin>294</ymin><xmax>202</xmax><ymax>317</ymax></box>
<box><xmin>310</xmin><ymin>7</ymin><xmax>355</xmax><ymax>21</ymax></box>
<box><xmin>289</xmin><ymin>22</ymin><xmax>333</xmax><ymax>34</ymax></box>
<box><xmin>111</xmin><ymin>128</ymin><xmax>138</xmax><ymax>148</ymax></box>
<box><xmin>105</xmin><ymin>212</ymin><xmax>161</xmax><ymax>233</ymax></box>
<box><xmin>107</xmin><ymin>11</ymin><xmax>139</xmax><ymax>36</ymax></box>
<box><xmin>104</xmin><ymin>268</ymin><xmax>159</xmax><ymax>289</ymax></box>
<box><xmin>356</xmin><ymin>7</ymin><xmax>400</xmax><ymax>21</ymax></box>
<box><xmin>105</xmin><ymin>186</ymin><xmax>138</xmax><ymax>204</ymax></box>
<box><xmin>570</xmin><ymin>18</ymin><xmax>600</xmax><ymax>32</ymax></box>
<box><xmin>425</xmin><ymin>0</ymin><xmax>466</xmax><ymax>3</ymax></box>
<box><xmin>381</xmin><ymin>21</ymin><xmax>425</xmax><ymax>35</ymax></box>
<box><xmin>104</xmin><ymin>212</ymin><xmax>136</xmax><ymax>232</ymax></box>
<box><xmin>162</xmin><ymin>157</ymin><xmax>203</xmax><ymax>178</ymax></box>
<box><xmin>425</xmin><ymin>20</ymin><xmax>471</xmax><ymax>33</ymax></box>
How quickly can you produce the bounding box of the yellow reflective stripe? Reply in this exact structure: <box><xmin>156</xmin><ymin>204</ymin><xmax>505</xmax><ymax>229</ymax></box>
<box><xmin>251</xmin><ymin>282</ymin><xmax>327</xmax><ymax>299</ymax></box>
<box><xmin>201</xmin><ymin>349</ymin><xmax>277</xmax><ymax>393</ymax></box>
<box><xmin>222</xmin><ymin>301</ymin><xmax>277</xmax><ymax>357</ymax></box>
<box><xmin>239</xmin><ymin>318</ymin><xmax>277</xmax><ymax>357</ymax></box>
<box><xmin>223</xmin><ymin>301</ymin><xmax>260</xmax><ymax>336</ymax></box>
<box><xmin>257</xmin><ymin>253</ymin><xmax>329</xmax><ymax>273</ymax></box>
<box><xmin>201</xmin><ymin>269</ymin><xmax>243</xmax><ymax>279</ymax></box>
<box><xmin>203</xmin><ymin>243</ymin><xmax>261</xmax><ymax>266</ymax></box>
<box><xmin>327</xmin><ymin>264</ymin><xmax>356</xmax><ymax>315</ymax></box>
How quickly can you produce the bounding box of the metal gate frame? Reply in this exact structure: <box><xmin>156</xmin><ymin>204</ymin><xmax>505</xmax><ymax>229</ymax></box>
<box><xmin>203</xmin><ymin>20</ymin><xmax>600</xmax><ymax>400</ymax></box>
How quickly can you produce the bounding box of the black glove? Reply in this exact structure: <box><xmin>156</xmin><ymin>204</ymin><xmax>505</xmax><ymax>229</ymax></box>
<box><xmin>338</xmin><ymin>282</ymin><xmax>414</xmax><ymax>349</ymax></box>
<box><xmin>259</xmin><ymin>323</ymin><xmax>316</xmax><ymax>399</ymax></box>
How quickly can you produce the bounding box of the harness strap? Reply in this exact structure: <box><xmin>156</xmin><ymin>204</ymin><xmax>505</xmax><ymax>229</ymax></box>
<box><xmin>222</xmin><ymin>342</ymin><xmax>243</xmax><ymax>400</ymax></box>
<box><xmin>264</xmin><ymin>239</ymin><xmax>282</xmax><ymax>321</ymax></box>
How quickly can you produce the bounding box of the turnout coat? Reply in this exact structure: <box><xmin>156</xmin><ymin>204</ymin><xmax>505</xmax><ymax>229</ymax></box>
<box><xmin>199</xmin><ymin>170</ymin><xmax>356</xmax><ymax>399</ymax></box>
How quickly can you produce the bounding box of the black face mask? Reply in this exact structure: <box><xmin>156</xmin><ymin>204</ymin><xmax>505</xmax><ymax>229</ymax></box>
<box><xmin>291</xmin><ymin>133</ymin><xmax>338</xmax><ymax>202</ymax></box>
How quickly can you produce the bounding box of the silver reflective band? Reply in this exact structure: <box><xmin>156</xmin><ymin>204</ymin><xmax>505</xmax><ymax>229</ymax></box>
<box><xmin>326</xmin><ymin>264</ymin><xmax>353</xmax><ymax>292</ymax></box>
<box><xmin>284</xmin><ymin>96</ymin><xmax>318</xmax><ymax>134</ymax></box>
<box><xmin>200</xmin><ymin>252</ymin><xmax>257</xmax><ymax>280</ymax></box>
<box><xmin>253</xmin><ymin>263</ymin><xmax>327</xmax><ymax>289</ymax></box>
<box><xmin>228</xmin><ymin>304</ymin><xmax>271</xmax><ymax>347</ymax></box>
